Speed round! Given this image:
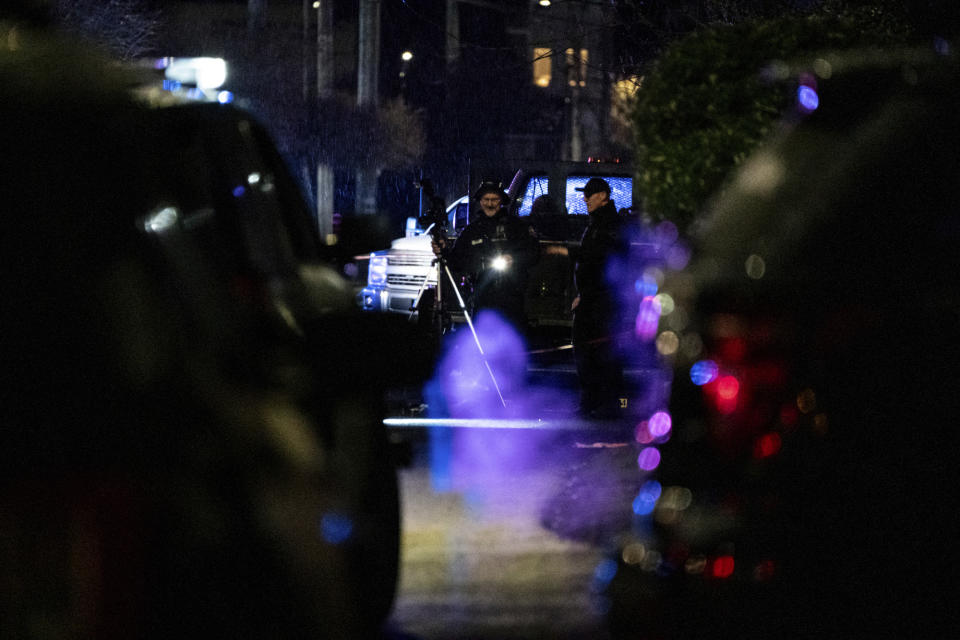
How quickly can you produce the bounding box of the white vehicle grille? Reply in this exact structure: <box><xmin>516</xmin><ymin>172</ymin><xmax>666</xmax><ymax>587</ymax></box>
<box><xmin>388</xmin><ymin>273</ymin><xmax>436</xmax><ymax>287</ymax></box>
<box><xmin>389</xmin><ymin>251</ymin><xmax>433</xmax><ymax>267</ymax></box>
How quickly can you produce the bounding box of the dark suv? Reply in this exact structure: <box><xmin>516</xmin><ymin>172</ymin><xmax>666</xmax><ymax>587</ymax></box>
<box><xmin>604</xmin><ymin>48</ymin><xmax>959</xmax><ymax>639</ymax></box>
<box><xmin>486</xmin><ymin>159</ymin><xmax>643</xmax><ymax>330</ymax></box>
<box><xmin>1</xmin><ymin>21</ymin><xmax>428</xmax><ymax>639</ymax></box>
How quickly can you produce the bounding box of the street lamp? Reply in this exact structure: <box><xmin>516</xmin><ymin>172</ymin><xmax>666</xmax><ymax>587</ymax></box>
<box><xmin>399</xmin><ymin>51</ymin><xmax>414</xmax><ymax>102</ymax></box>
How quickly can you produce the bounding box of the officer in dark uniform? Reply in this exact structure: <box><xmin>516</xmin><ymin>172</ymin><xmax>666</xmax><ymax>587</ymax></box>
<box><xmin>571</xmin><ymin>177</ymin><xmax>631</xmax><ymax>418</ymax></box>
<box><xmin>432</xmin><ymin>181</ymin><xmax>539</xmax><ymax>331</ymax></box>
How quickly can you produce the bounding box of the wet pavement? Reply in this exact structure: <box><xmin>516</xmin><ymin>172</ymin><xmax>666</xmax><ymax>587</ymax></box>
<box><xmin>380</xmin><ymin>328</ymin><xmax>666</xmax><ymax>640</ymax></box>
<box><xmin>387</xmin><ymin>457</ymin><xmax>611</xmax><ymax>639</ymax></box>
<box><xmin>385</xmin><ymin>428</ymin><xmax>636</xmax><ymax>640</ymax></box>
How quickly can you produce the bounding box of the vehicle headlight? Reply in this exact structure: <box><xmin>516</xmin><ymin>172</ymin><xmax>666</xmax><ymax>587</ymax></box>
<box><xmin>492</xmin><ymin>255</ymin><xmax>508</xmax><ymax>271</ymax></box>
<box><xmin>368</xmin><ymin>254</ymin><xmax>388</xmax><ymax>285</ymax></box>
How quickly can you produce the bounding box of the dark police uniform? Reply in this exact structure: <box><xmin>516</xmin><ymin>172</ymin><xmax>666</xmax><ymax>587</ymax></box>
<box><xmin>573</xmin><ymin>196</ymin><xmax>631</xmax><ymax>417</ymax></box>
<box><xmin>446</xmin><ymin>203</ymin><xmax>539</xmax><ymax>330</ymax></box>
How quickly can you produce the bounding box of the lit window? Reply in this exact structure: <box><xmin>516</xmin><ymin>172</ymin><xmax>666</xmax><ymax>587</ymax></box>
<box><xmin>566</xmin><ymin>175</ymin><xmax>631</xmax><ymax>215</ymax></box>
<box><xmin>517</xmin><ymin>175</ymin><xmax>548</xmax><ymax>216</ymax></box>
<box><xmin>533</xmin><ymin>47</ymin><xmax>551</xmax><ymax>87</ymax></box>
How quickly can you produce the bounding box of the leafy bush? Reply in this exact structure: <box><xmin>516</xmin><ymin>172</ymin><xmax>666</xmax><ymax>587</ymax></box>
<box><xmin>632</xmin><ymin>12</ymin><xmax>911</xmax><ymax>233</ymax></box>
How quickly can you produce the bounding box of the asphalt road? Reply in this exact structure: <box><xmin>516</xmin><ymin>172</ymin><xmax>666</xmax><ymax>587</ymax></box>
<box><xmin>385</xmin><ymin>428</ymin><xmax>639</xmax><ymax>640</ymax></box>
<box><xmin>383</xmin><ymin>357</ymin><xmax>669</xmax><ymax>640</ymax></box>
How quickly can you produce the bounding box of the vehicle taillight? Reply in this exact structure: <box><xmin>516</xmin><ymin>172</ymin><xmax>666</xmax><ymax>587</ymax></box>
<box><xmin>687</xmin><ymin>311</ymin><xmax>791</xmax><ymax>455</ymax></box>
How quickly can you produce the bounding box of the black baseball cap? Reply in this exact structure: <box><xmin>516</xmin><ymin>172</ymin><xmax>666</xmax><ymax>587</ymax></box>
<box><xmin>575</xmin><ymin>177</ymin><xmax>610</xmax><ymax>197</ymax></box>
<box><xmin>473</xmin><ymin>181</ymin><xmax>511</xmax><ymax>205</ymax></box>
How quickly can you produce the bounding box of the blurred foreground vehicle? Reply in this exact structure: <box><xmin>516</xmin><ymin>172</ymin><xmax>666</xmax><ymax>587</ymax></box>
<box><xmin>0</xmin><ymin>17</ymin><xmax>429</xmax><ymax>639</ymax></box>
<box><xmin>606</xmin><ymin>48</ymin><xmax>959</xmax><ymax>638</ymax></box>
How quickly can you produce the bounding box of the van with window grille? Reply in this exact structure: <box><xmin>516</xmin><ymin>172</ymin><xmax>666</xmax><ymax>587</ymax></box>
<box><xmin>360</xmin><ymin>160</ymin><xmax>645</xmax><ymax>331</ymax></box>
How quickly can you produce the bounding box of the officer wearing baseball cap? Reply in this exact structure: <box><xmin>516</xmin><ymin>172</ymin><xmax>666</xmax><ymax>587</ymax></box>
<box><xmin>575</xmin><ymin>177</ymin><xmax>612</xmax><ymax>199</ymax></box>
<box><xmin>432</xmin><ymin>180</ymin><xmax>538</xmax><ymax>330</ymax></box>
<box><xmin>571</xmin><ymin>177</ymin><xmax>630</xmax><ymax>418</ymax></box>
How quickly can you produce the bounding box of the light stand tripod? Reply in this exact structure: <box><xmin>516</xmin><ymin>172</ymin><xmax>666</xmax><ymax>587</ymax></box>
<box><xmin>410</xmin><ymin>233</ymin><xmax>506</xmax><ymax>408</ymax></box>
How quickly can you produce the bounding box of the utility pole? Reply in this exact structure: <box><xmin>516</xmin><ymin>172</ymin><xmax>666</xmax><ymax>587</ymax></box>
<box><xmin>563</xmin><ymin>45</ymin><xmax>583</xmax><ymax>161</ymax></box>
<box><xmin>248</xmin><ymin>0</ymin><xmax>267</xmax><ymax>35</ymax></box>
<box><xmin>300</xmin><ymin>1</ymin><xmax>335</xmax><ymax>241</ymax></box>
<box><xmin>301</xmin><ymin>0</ymin><xmax>310</xmax><ymax>102</ymax></box>
<box><xmin>355</xmin><ymin>0</ymin><xmax>381</xmax><ymax>215</ymax></box>
<box><xmin>564</xmin><ymin>1</ymin><xmax>586</xmax><ymax>162</ymax></box>
<box><xmin>446</xmin><ymin>0</ymin><xmax>459</xmax><ymax>69</ymax></box>
<box><xmin>315</xmin><ymin>0</ymin><xmax>335</xmax><ymax>242</ymax></box>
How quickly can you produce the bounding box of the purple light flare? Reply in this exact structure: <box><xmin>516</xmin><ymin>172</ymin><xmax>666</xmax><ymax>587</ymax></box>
<box><xmin>635</xmin><ymin>295</ymin><xmax>662</xmax><ymax>341</ymax></box>
<box><xmin>648</xmin><ymin>411</ymin><xmax>672</xmax><ymax>438</ymax></box>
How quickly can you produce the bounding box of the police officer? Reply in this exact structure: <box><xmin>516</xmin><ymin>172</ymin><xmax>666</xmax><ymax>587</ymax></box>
<box><xmin>571</xmin><ymin>177</ymin><xmax>630</xmax><ymax>418</ymax></box>
<box><xmin>432</xmin><ymin>181</ymin><xmax>538</xmax><ymax>330</ymax></box>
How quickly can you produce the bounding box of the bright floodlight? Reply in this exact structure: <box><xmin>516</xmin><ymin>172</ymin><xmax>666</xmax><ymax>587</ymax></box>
<box><xmin>492</xmin><ymin>256</ymin><xmax>508</xmax><ymax>271</ymax></box>
<box><xmin>143</xmin><ymin>206</ymin><xmax>179</xmax><ymax>233</ymax></box>
<box><xmin>401</xmin><ymin>51</ymin><xmax>414</xmax><ymax>62</ymax></box>
<box><xmin>165</xmin><ymin>57</ymin><xmax>227</xmax><ymax>90</ymax></box>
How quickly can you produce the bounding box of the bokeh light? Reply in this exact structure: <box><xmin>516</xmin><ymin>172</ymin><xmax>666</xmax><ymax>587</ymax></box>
<box><xmin>753</xmin><ymin>432</ymin><xmax>782</xmax><ymax>459</ymax></box>
<box><xmin>648</xmin><ymin>411</ymin><xmax>672</xmax><ymax>438</ymax></box>
<box><xmin>685</xmin><ymin>555</ymin><xmax>708</xmax><ymax>575</ymax></box>
<box><xmin>797</xmin><ymin>388</ymin><xmax>817</xmax><ymax>413</ymax></box>
<box><xmin>592</xmin><ymin>558</ymin><xmax>619</xmax><ymax>591</ymax></box>
<box><xmin>716</xmin><ymin>375</ymin><xmax>740</xmax><ymax>400</ymax></box>
<box><xmin>690</xmin><ymin>359</ymin><xmax>719</xmax><ymax>385</ymax></box>
<box><xmin>798</xmin><ymin>85</ymin><xmax>819</xmax><ymax>112</ymax></box>
<box><xmin>813</xmin><ymin>58</ymin><xmax>832</xmax><ymax>79</ymax></box>
<box><xmin>643</xmin><ymin>266</ymin><xmax>665</xmax><ymax>288</ymax></box>
<box><xmin>641</xmin><ymin>550</ymin><xmax>662</xmax><ymax>573</ymax></box>
<box><xmin>635</xmin><ymin>295</ymin><xmax>662</xmax><ymax>340</ymax></box>
<box><xmin>745</xmin><ymin>254</ymin><xmax>766</xmax><ymax>279</ymax></box>
<box><xmin>659</xmin><ymin>486</ymin><xmax>693</xmax><ymax>511</ymax></box>
<box><xmin>634</xmin><ymin>421</ymin><xmax>653</xmax><ymax>444</ymax></box>
<box><xmin>637</xmin><ymin>447</ymin><xmax>661</xmax><ymax>471</ymax></box>
<box><xmin>632</xmin><ymin>480</ymin><xmax>662</xmax><ymax>515</ymax></box>
<box><xmin>635</xmin><ymin>274</ymin><xmax>658</xmax><ymax>297</ymax></box>
<box><xmin>622</xmin><ymin>542</ymin><xmax>647</xmax><ymax>565</ymax></box>
<box><xmin>680</xmin><ymin>333</ymin><xmax>703</xmax><ymax>359</ymax></box>
<box><xmin>142</xmin><ymin>206</ymin><xmax>179</xmax><ymax>233</ymax></box>
<box><xmin>667</xmin><ymin>307</ymin><xmax>688</xmax><ymax>331</ymax></box>
<box><xmin>320</xmin><ymin>512</ymin><xmax>353</xmax><ymax>544</ymax></box>
<box><xmin>656</xmin><ymin>330</ymin><xmax>679</xmax><ymax>356</ymax></box>
<box><xmin>653</xmin><ymin>293</ymin><xmax>675</xmax><ymax>315</ymax></box>
<box><xmin>710</xmin><ymin>555</ymin><xmax>735</xmax><ymax>579</ymax></box>
<box><xmin>666</xmin><ymin>243</ymin><xmax>691</xmax><ymax>270</ymax></box>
